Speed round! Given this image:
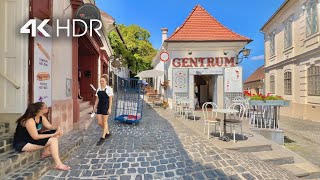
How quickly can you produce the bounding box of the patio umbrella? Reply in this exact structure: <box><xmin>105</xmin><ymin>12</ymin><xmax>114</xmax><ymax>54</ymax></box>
<box><xmin>135</xmin><ymin>69</ymin><xmax>164</xmax><ymax>78</ymax></box>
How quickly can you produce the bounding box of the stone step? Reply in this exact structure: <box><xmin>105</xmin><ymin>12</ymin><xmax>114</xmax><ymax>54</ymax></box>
<box><xmin>80</xmin><ymin>105</ymin><xmax>92</xmax><ymax>118</ymax></box>
<box><xmin>1</xmin><ymin>130</ymin><xmax>84</xmax><ymax>180</ymax></box>
<box><xmin>226</xmin><ymin>144</ymin><xmax>272</xmax><ymax>152</ymax></box>
<box><xmin>252</xmin><ymin>150</ymin><xmax>294</xmax><ymax>165</ymax></box>
<box><xmin>79</xmin><ymin>113</ymin><xmax>95</xmax><ymax>131</ymax></box>
<box><xmin>79</xmin><ymin>100</ymin><xmax>90</xmax><ymax>109</ymax></box>
<box><xmin>280</xmin><ymin>162</ymin><xmax>320</xmax><ymax>179</ymax></box>
<box><xmin>0</xmin><ymin>122</ymin><xmax>10</xmax><ymax>136</ymax></box>
<box><xmin>0</xmin><ymin>134</ymin><xmax>13</xmax><ymax>154</ymax></box>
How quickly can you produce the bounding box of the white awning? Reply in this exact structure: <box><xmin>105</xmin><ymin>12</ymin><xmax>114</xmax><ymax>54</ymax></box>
<box><xmin>135</xmin><ymin>69</ymin><xmax>164</xmax><ymax>78</ymax></box>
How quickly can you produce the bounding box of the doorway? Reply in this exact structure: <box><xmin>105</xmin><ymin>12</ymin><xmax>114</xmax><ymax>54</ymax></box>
<box><xmin>194</xmin><ymin>75</ymin><xmax>217</xmax><ymax>107</ymax></box>
<box><xmin>78</xmin><ymin>34</ymin><xmax>99</xmax><ymax>105</ymax></box>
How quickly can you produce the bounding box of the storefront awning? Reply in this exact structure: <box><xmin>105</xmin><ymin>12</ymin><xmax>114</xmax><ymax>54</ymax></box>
<box><xmin>135</xmin><ymin>69</ymin><xmax>164</xmax><ymax>78</ymax></box>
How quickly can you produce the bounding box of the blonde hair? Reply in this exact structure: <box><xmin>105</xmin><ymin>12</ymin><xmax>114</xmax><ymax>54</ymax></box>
<box><xmin>101</xmin><ymin>74</ymin><xmax>108</xmax><ymax>82</ymax></box>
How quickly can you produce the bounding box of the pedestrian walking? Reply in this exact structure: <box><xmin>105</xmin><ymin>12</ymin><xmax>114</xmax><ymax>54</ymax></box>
<box><xmin>93</xmin><ymin>74</ymin><xmax>114</xmax><ymax>146</ymax></box>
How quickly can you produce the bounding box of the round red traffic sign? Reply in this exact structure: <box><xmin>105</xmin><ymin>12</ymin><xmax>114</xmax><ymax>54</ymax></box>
<box><xmin>160</xmin><ymin>52</ymin><xmax>169</xmax><ymax>62</ymax></box>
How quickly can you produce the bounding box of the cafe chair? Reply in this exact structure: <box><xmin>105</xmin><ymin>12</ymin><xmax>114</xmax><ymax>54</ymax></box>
<box><xmin>226</xmin><ymin>103</ymin><xmax>246</xmax><ymax>143</ymax></box>
<box><xmin>202</xmin><ymin>102</ymin><xmax>221</xmax><ymax>139</ymax></box>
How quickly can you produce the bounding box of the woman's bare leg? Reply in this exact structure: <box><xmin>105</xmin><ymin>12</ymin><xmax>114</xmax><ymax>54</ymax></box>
<box><xmin>21</xmin><ymin>143</ymin><xmax>44</xmax><ymax>152</ymax></box>
<box><xmin>102</xmin><ymin>115</ymin><xmax>109</xmax><ymax>138</ymax></box>
<box><xmin>97</xmin><ymin>114</ymin><xmax>104</xmax><ymax>128</ymax></box>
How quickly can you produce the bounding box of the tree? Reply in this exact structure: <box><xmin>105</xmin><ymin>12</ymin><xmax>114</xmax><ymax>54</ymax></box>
<box><xmin>109</xmin><ymin>24</ymin><xmax>157</xmax><ymax>76</ymax></box>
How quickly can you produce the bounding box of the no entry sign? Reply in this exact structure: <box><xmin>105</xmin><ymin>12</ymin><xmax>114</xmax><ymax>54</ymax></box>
<box><xmin>160</xmin><ymin>52</ymin><xmax>169</xmax><ymax>62</ymax></box>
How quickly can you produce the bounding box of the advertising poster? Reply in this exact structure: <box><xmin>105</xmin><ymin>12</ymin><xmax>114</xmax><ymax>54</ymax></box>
<box><xmin>34</xmin><ymin>18</ymin><xmax>52</xmax><ymax>106</ymax></box>
<box><xmin>224</xmin><ymin>67</ymin><xmax>243</xmax><ymax>93</ymax></box>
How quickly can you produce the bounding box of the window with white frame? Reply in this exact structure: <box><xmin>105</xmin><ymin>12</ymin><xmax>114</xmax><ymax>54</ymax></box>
<box><xmin>284</xmin><ymin>20</ymin><xmax>292</xmax><ymax>49</ymax></box>
<box><xmin>308</xmin><ymin>66</ymin><xmax>320</xmax><ymax>96</ymax></box>
<box><xmin>306</xmin><ymin>0</ymin><xmax>318</xmax><ymax>37</ymax></box>
<box><xmin>270</xmin><ymin>75</ymin><xmax>275</xmax><ymax>94</ymax></box>
<box><xmin>284</xmin><ymin>71</ymin><xmax>292</xmax><ymax>95</ymax></box>
<box><xmin>270</xmin><ymin>33</ymin><xmax>275</xmax><ymax>56</ymax></box>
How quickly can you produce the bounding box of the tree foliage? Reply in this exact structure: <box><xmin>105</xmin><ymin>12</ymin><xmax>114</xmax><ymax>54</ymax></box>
<box><xmin>108</xmin><ymin>24</ymin><xmax>157</xmax><ymax>76</ymax></box>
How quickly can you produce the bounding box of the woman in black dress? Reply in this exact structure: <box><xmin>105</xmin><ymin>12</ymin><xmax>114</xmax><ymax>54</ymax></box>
<box><xmin>93</xmin><ymin>74</ymin><xmax>113</xmax><ymax>146</ymax></box>
<box><xmin>13</xmin><ymin>102</ymin><xmax>70</xmax><ymax>171</ymax></box>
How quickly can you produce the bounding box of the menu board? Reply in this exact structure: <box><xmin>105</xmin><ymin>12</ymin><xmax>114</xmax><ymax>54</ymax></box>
<box><xmin>224</xmin><ymin>67</ymin><xmax>242</xmax><ymax>93</ymax></box>
<box><xmin>34</xmin><ymin>18</ymin><xmax>52</xmax><ymax>106</ymax></box>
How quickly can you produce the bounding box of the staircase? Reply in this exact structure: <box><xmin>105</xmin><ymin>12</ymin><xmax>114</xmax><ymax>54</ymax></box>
<box><xmin>78</xmin><ymin>99</ymin><xmax>95</xmax><ymax>131</ymax></box>
<box><xmin>0</xmin><ymin>122</ymin><xmax>84</xmax><ymax>180</ymax></box>
<box><xmin>225</xmin><ymin>139</ymin><xmax>320</xmax><ymax>179</ymax></box>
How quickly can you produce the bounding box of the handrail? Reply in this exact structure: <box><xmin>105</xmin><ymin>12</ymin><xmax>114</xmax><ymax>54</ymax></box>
<box><xmin>0</xmin><ymin>71</ymin><xmax>20</xmax><ymax>89</ymax></box>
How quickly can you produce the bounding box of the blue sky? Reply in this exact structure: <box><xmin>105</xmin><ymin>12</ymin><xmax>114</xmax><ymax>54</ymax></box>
<box><xmin>96</xmin><ymin>0</ymin><xmax>285</xmax><ymax>80</ymax></box>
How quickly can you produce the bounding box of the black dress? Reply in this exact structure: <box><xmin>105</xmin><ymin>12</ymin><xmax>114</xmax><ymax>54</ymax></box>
<box><xmin>97</xmin><ymin>88</ymin><xmax>110</xmax><ymax>115</ymax></box>
<box><xmin>13</xmin><ymin>116</ymin><xmax>56</xmax><ymax>152</ymax></box>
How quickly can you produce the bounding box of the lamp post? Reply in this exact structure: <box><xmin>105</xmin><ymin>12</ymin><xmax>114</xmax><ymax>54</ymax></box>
<box><xmin>236</xmin><ymin>48</ymin><xmax>251</xmax><ymax>64</ymax></box>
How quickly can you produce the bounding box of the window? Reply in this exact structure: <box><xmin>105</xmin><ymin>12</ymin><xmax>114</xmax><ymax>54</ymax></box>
<box><xmin>284</xmin><ymin>71</ymin><xmax>292</xmax><ymax>95</ymax></box>
<box><xmin>270</xmin><ymin>75</ymin><xmax>275</xmax><ymax>94</ymax></box>
<box><xmin>308</xmin><ymin>66</ymin><xmax>320</xmax><ymax>96</ymax></box>
<box><xmin>270</xmin><ymin>33</ymin><xmax>275</xmax><ymax>56</ymax></box>
<box><xmin>284</xmin><ymin>20</ymin><xmax>292</xmax><ymax>49</ymax></box>
<box><xmin>306</xmin><ymin>0</ymin><xmax>318</xmax><ymax>37</ymax></box>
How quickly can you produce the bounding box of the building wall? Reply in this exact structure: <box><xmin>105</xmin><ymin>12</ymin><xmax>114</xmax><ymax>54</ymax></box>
<box><xmin>162</xmin><ymin>41</ymin><xmax>247</xmax><ymax>108</ymax></box>
<box><xmin>0</xmin><ymin>0</ymin><xmax>29</xmax><ymax>131</ymax></box>
<box><xmin>51</xmin><ymin>0</ymin><xmax>74</xmax><ymax>133</ymax></box>
<box><xmin>262</xmin><ymin>0</ymin><xmax>320</xmax><ymax>122</ymax></box>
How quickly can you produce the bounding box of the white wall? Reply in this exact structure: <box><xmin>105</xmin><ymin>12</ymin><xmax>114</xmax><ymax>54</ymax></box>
<box><xmin>0</xmin><ymin>0</ymin><xmax>29</xmax><ymax>113</ymax></box>
<box><xmin>51</xmin><ymin>0</ymin><xmax>73</xmax><ymax>101</ymax></box>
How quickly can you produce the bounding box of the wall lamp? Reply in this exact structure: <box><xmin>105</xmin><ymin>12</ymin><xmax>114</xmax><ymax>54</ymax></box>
<box><xmin>236</xmin><ymin>48</ymin><xmax>251</xmax><ymax>64</ymax></box>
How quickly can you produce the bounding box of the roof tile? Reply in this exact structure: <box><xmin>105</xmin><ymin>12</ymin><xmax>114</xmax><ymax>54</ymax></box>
<box><xmin>166</xmin><ymin>5</ymin><xmax>251</xmax><ymax>42</ymax></box>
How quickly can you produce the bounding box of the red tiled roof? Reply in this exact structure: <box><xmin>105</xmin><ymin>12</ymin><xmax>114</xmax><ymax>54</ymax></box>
<box><xmin>244</xmin><ymin>66</ymin><xmax>265</xmax><ymax>84</ymax></box>
<box><xmin>166</xmin><ymin>5</ymin><xmax>252</xmax><ymax>42</ymax></box>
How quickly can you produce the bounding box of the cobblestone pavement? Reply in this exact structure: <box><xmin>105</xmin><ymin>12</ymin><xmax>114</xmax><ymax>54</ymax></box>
<box><xmin>279</xmin><ymin>117</ymin><xmax>320</xmax><ymax>167</ymax></box>
<box><xmin>41</xmin><ymin>103</ymin><xmax>297</xmax><ymax>179</ymax></box>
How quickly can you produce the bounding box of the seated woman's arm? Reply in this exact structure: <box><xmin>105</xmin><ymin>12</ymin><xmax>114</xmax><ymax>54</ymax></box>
<box><xmin>42</xmin><ymin>116</ymin><xmax>58</xmax><ymax>130</ymax></box>
<box><xmin>25</xmin><ymin>119</ymin><xmax>56</xmax><ymax>140</ymax></box>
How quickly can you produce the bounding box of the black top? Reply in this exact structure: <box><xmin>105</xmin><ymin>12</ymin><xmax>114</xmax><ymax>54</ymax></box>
<box><xmin>13</xmin><ymin>116</ymin><xmax>43</xmax><ymax>143</ymax></box>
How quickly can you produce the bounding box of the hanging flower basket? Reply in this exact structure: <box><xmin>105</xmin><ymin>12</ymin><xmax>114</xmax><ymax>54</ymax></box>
<box><xmin>161</xmin><ymin>80</ymin><xmax>170</xmax><ymax>90</ymax></box>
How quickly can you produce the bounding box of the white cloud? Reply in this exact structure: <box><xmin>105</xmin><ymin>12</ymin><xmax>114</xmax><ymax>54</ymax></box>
<box><xmin>250</xmin><ymin>55</ymin><xmax>264</xmax><ymax>61</ymax></box>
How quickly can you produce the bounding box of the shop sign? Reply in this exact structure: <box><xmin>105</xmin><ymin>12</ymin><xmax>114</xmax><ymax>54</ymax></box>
<box><xmin>172</xmin><ymin>57</ymin><xmax>235</xmax><ymax>68</ymax></box>
<box><xmin>189</xmin><ymin>68</ymin><xmax>223</xmax><ymax>75</ymax></box>
<box><xmin>34</xmin><ymin>18</ymin><xmax>52</xmax><ymax>106</ymax></box>
<box><xmin>224</xmin><ymin>67</ymin><xmax>242</xmax><ymax>93</ymax></box>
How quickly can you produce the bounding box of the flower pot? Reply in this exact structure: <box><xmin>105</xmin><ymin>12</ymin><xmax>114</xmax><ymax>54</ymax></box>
<box><xmin>249</xmin><ymin>100</ymin><xmax>290</xmax><ymax>106</ymax></box>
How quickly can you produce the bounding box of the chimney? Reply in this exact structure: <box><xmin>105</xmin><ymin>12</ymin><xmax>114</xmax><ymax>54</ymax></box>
<box><xmin>161</xmin><ymin>28</ymin><xmax>168</xmax><ymax>43</ymax></box>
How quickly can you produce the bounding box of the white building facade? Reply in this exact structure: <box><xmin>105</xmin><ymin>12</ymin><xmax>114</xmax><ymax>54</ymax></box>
<box><xmin>261</xmin><ymin>0</ymin><xmax>320</xmax><ymax>122</ymax></box>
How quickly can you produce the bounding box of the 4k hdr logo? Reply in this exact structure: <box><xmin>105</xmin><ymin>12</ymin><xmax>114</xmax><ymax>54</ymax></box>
<box><xmin>20</xmin><ymin>4</ymin><xmax>102</xmax><ymax>37</ymax></box>
<box><xmin>20</xmin><ymin>19</ymin><xmax>102</xmax><ymax>37</ymax></box>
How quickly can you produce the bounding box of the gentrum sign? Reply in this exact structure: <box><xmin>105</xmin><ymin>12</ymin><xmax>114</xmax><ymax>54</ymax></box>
<box><xmin>172</xmin><ymin>57</ymin><xmax>235</xmax><ymax>67</ymax></box>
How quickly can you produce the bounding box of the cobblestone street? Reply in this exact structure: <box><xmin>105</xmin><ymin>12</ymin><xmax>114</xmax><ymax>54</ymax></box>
<box><xmin>280</xmin><ymin>117</ymin><xmax>320</xmax><ymax>167</ymax></box>
<box><xmin>41</xmin><ymin>102</ymin><xmax>297</xmax><ymax>179</ymax></box>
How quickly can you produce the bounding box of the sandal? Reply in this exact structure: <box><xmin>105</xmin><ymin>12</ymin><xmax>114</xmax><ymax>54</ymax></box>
<box><xmin>41</xmin><ymin>152</ymin><xmax>51</xmax><ymax>158</ymax></box>
<box><xmin>54</xmin><ymin>164</ymin><xmax>71</xmax><ymax>171</ymax></box>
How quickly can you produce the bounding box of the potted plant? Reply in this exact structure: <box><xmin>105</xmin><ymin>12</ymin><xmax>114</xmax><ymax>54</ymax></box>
<box><xmin>162</xmin><ymin>99</ymin><xmax>169</xmax><ymax>110</ymax></box>
<box><xmin>249</xmin><ymin>93</ymin><xmax>289</xmax><ymax>106</ymax></box>
<box><xmin>161</xmin><ymin>80</ymin><xmax>170</xmax><ymax>90</ymax></box>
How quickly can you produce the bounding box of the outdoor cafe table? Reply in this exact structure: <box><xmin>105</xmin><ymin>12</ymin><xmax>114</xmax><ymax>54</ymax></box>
<box><xmin>212</xmin><ymin>109</ymin><xmax>239</xmax><ymax>141</ymax></box>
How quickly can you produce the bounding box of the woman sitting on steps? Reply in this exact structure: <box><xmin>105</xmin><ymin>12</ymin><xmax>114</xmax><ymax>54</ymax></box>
<box><xmin>12</xmin><ymin>102</ymin><xmax>70</xmax><ymax>171</ymax></box>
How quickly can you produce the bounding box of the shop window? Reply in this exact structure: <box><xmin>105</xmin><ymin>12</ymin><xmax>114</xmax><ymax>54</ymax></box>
<box><xmin>284</xmin><ymin>71</ymin><xmax>292</xmax><ymax>95</ymax></box>
<box><xmin>306</xmin><ymin>0</ymin><xmax>318</xmax><ymax>37</ymax></box>
<box><xmin>270</xmin><ymin>75</ymin><xmax>275</xmax><ymax>94</ymax></box>
<box><xmin>284</xmin><ymin>20</ymin><xmax>292</xmax><ymax>49</ymax></box>
<box><xmin>308</xmin><ymin>66</ymin><xmax>320</xmax><ymax>96</ymax></box>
